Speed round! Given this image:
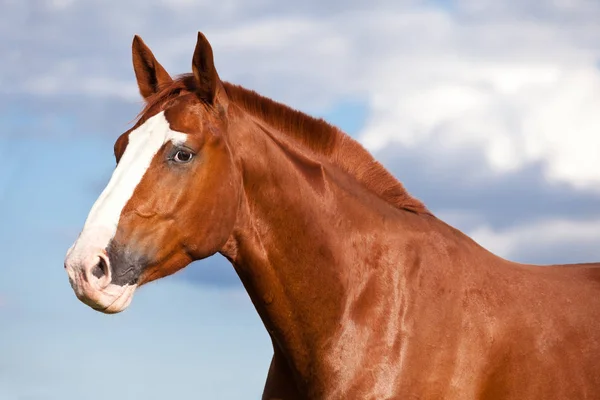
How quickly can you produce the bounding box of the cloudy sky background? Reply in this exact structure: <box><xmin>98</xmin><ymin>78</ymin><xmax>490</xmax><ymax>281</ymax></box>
<box><xmin>1</xmin><ymin>0</ymin><xmax>600</xmax><ymax>398</ymax></box>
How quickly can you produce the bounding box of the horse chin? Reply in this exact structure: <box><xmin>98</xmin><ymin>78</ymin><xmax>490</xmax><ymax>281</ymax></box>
<box><xmin>76</xmin><ymin>283</ymin><xmax>138</xmax><ymax>314</ymax></box>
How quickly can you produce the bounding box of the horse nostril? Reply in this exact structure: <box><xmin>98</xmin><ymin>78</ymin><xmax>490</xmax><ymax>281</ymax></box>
<box><xmin>92</xmin><ymin>257</ymin><xmax>108</xmax><ymax>279</ymax></box>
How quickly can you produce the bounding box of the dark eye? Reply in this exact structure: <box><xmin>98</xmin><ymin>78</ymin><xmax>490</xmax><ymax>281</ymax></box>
<box><xmin>173</xmin><ymin>150</ymin><xmax>194</xmax><ymax>163</ymax></box>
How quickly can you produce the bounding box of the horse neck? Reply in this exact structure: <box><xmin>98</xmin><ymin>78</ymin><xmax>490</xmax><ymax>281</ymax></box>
<box><xmin>218</xmin><ymin>109</ymin><xmax>433</xmax><ymax>388</ymax></box>
<box><xmin>218</xmin><ymin>114</ymin><xmax>341</xmax><ymax>379</ymax></box>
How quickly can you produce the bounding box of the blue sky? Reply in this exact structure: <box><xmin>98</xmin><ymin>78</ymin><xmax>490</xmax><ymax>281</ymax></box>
<box><xmin>2</xmin><ymin>1</ymin><xmax>600</xmax><ymax>398</ymax></box>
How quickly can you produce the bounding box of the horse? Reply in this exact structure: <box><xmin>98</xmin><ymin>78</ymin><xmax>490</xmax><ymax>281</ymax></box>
<box><xmin>64</xmin><ymin>32</ymin><xmax>600</xmax><ymax>399</ymax></box>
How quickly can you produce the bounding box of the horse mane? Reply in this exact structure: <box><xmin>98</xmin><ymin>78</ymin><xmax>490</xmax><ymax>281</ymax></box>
<box><xmin>140</xmin><ymin>74</ymin><xmax>431</xmax><ymax>215</ymax></box>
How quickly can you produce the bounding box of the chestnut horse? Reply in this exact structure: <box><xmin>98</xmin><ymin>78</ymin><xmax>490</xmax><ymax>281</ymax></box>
<box><xmin>65</xmin><ymin>32</ymin><xmax>600</xmax><ymax>399</ymax></box>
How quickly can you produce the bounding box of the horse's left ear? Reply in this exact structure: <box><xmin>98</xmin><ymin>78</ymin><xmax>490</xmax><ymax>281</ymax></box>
<box><xmin>192</xmin><ymin>32</ymin><xmax>219</xmax><ymax>104</ymax></box>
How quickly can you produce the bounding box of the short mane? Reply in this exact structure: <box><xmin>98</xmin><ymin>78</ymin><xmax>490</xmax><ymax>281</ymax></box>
<box><xmin>141</xmin><ymin>74</ymin><xmax>431</xmax><ymax>215</ymax></box>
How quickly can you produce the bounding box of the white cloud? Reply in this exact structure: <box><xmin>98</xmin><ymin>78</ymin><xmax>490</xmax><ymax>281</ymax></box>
<box><xmin>360</xmin><ymin>59</ymin><xmax>600</xmax><ymax>187</ymax></box>
<box><xmin>349</xmin><ymin>6</ymin><xmax>600</xmax><ymax>189</ymax></box>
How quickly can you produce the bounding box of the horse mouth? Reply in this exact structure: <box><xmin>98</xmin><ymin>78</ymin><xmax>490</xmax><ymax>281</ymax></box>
<box><xmin>68</xmin><ymin>274</ymin><xmax>138</xmax><ymax>314</ymax></box>
<box><xmin>89</xmin><ymin>284</ymin><xmax>138</xmax><ymax>314</ymax></box>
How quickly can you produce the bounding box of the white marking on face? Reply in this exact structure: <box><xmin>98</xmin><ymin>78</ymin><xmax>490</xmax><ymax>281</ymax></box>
<box><xmin>66</xmin><ymin>111</ymin><xmax>187</xmax><ymax>267</ymax></box>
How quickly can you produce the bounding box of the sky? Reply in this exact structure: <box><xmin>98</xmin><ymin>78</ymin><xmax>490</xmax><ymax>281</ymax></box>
<box><xmin>1</xmin><ymin>0</ymin><xmax>600</xmax><ymax>398</ymax></box>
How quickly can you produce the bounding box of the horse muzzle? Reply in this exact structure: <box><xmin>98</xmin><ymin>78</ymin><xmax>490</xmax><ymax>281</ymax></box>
<box><xmin>64</xmin><ymin>233</ymin><xmax>138</xmax><ymax>314</ymax></box>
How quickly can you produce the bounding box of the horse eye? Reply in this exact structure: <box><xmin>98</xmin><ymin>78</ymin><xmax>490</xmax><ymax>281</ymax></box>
<box><xmin>173</xmin><ymin>150</ymin><xmax>194</xmax><ymax>163</ymax></box>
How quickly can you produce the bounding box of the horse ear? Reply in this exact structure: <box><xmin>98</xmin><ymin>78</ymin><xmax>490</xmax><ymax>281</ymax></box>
<box><xmin>191</xmin><ymin>32</ymin><xmax>219</xmax><ymax>104</ymax></box>
<box><xmin>132</xmin><ymin>35</ymin><xmax>173</xmax><ymax>100</ymax></box>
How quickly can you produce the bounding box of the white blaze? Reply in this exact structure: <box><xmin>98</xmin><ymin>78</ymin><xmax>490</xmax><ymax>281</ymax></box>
<box><xmin>67</xmin><ymin>111</ymin><xmax>187</xmax><ymax>259</ymax></box>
